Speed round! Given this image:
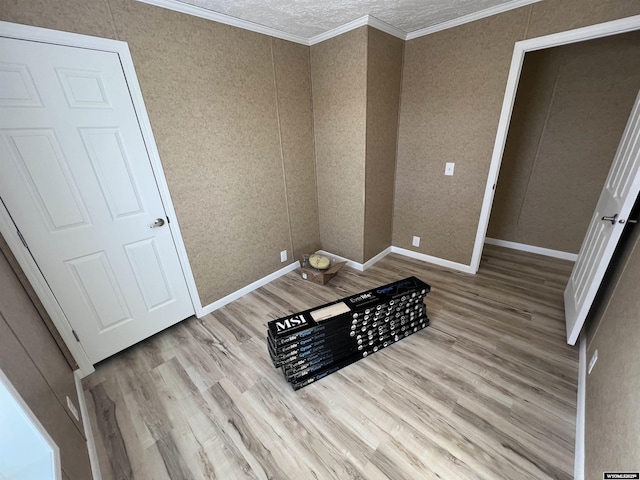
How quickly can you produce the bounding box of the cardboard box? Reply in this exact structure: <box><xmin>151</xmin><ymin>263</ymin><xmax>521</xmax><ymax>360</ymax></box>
<box><xmin>298</xmin><ymin>253</ymin><xmax>346</xmax><ymax>285</ymax></box>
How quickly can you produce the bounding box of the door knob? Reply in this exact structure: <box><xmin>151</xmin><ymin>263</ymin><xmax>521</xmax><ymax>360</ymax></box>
<box><xmin>601</xmin><ymin>214</ymin><xmax>618</xmax><ymax>225</ymax></box>
<box><xmin>151</xmin><ymin>218</ymin><xmax>165</xmax><ymax>228</ymax></box>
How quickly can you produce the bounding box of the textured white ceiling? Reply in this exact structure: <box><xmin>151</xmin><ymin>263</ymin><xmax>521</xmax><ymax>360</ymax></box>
<box><xmin>178</xmin><ymin>0</ymin><xmax>523</xmax><ymax>38</ymax></box>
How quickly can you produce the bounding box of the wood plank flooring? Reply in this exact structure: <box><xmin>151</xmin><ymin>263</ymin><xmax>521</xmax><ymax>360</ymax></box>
<box><xmin>83</xmin><ymin>245</ymin><xmax>579</xmax><ymax>480</ymax></box>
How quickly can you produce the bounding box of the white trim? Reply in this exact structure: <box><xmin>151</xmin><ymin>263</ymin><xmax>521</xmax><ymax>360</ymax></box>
<box><xmin>134</xmin><ymin>3</ymin><xmax>407</xmax><ymax>46</ymax></box>
<box><xmin>485</xmin><ymin>238</ymin><xmax>578</xmax><ymax>262</ymax></box>
<box><xmin>198</xmin><ymin>247</ymin><xmax>391</xmax><ymax>317</ymax></box>
<box><xmin>307</xmin><ymin>15</ymin><xmax>369</xmax><ymax>46</ymax></box>
<box><xmin>0</xmin><ymin>368</ymin><xmax>62</xmax><ymax>480</ymax></box>
<box><xmin>0</xmin><ymin>21</ymin><xmax>202</xmax><ymax>372</ymax></box>
<box><xmin>363</xmin><ymin>246</ymin><xmax>393</xmax><ymax>270</ymax></box>
<box><xmin>405</xmin><ymin>0</ymin><xmax>542</xmax><ymax>40</ymax></box>
<box><xmin>308</xmin><ymin>15</ymin><xmax>405</xmax><ymax>45</ymax></box>
<box><xmin>74</xmin><ymin>371</ymin><xmax>102</xmax><ymax>480</ymax></box>
<box><xmin>366</xmin><ymin>15</ymin><xmax>407</xmax><ymax>41</ymax></box>
<box><xmin>198</xmin><ymin>261</ymin><xmax>301</xmax><ymax>317</ymax></box>
<box><xmin>314</xmin><ymin>248</ymin><xmax>393</xmax><ymax>272</ymax></box>
<box><xmin>518</xmin><ymin>15</ymin><xmax>640</xmax><ymax>51</ymax></box>
<box><xmin>470</xmin><ymin>15</ymin><xmax>640</xmax><ymax>275</ymax></box>
<box><xmin>140</xmin><ymin>0</ymin><xmax>540</xmax><ymax>46</ymax></box>
<box><xmin>319</xmin><ymin>246</ymin><xmax>474</xmax><ymax>274</ymax></box>
<box><xmin>136</xmin><ymin>0</ymin><xmax>309</xmax><ymax>45</ymax></box>
<box><xmin>0</xmin><ymin>20</ymin><xmax>127</xmax><ymax>49</ymax></box>
<box><xmin>391</xmin><ymin>246</ymin><xmax>475</xmax><ymax>274</ymax></box>
<box><xmin>135</xmin><ymin>1</ymin><xmax>542</xmax><ymax>46</ymax></box>
<box><xmin>574</xmin><ymin>336</ymin><xmax>586</xmax><ymax>480</ymax></box>
<box><xmin>316</xmin><ymin>250</ymin><xmax>365</xmax><ymax>272</ymax></box>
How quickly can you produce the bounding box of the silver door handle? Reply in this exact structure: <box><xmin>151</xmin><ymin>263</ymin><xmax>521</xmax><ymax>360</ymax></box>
<box><xmin>601</xmin><ymin>214</ymin><xmax>618</xmax><ymax>225</ymax></box>
<box><xmin>151</xmin><ymin>218</ymin><xmax>165</xmax><ymax>228</ymax></box>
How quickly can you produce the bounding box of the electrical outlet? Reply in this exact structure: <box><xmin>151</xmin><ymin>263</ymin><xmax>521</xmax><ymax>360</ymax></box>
<box><xmin>588</xmin><ymin>349</ymin><xmax>598</xmax><ymax>374</ymax></box>
<box><xmin>412</xmin><ymin>236</ymin><xmax>420</xmax><ymax>247</ymax></box>
<box><xmin>445</xmin><ymin>162</ymin><xmax>455</xmax><ymax>176</ymax></box>
<box><xmin>66</xmin><ymin>396</ymin><xmax>80</xmax><ymax>422</ymax></box>
<box><xmin>280</xmin><ymin>250</ymin><xmax>287</xmax><ymax>262</ymax></box>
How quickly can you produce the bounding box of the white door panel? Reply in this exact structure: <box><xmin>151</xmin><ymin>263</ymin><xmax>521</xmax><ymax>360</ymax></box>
<box><xmin>564</xmin><ymin>90</ymin><xmax>640</xmax><ymax>345</ymax></box>
<box><xmin>0</xmin><ymin>37</ymin><xmax>193</xmax><ymax>362</ymax></box>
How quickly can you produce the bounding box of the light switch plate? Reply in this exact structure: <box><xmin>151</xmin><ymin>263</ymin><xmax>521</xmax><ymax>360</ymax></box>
<box><xmin>445</xmin><ymin>162</ymin><xmax>455</xmax><ymax>176</ymax></box>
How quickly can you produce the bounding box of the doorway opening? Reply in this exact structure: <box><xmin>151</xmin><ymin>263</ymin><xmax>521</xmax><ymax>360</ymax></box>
<box><xmin>471</xmin><ymin>15</ymin><xmax>640</xmax><ymax>346</ymax></box>
<box><xmin>486</xmin><ymin>31</ymin><xmax>640</xmax><ymax>263</ymax></box>
<box><xmin>471</xmin><ymin>15</ymin><xmax>640</xmax><ymax>274</ymax></box>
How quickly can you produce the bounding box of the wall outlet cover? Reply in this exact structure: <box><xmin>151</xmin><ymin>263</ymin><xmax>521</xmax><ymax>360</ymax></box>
<box><xmin>445</xmin><ymin>162</ymin><xmax>455</xmax><ymax>176</ymax></box>
<box><xmin>412</xmin><ymin>236</ymin><xmax>420</xmax><ymax>247</ymax></box>
<box><xmin>280</xmin><ymin>250</ymin><xmax>287</xmax><ymax>262</ymax></box>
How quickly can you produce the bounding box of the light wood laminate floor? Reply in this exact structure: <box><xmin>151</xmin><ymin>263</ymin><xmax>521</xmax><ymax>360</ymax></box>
<box><xmin>83</xmin><ymin>245</ymin><xmax>579</xmax><ymax>480</ymax></box>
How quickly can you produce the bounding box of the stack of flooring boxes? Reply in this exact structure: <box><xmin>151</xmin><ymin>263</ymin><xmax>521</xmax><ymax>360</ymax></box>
<box><xmin>267</xmin><ymin>277</ymin><xmax>431</xmax><ymax>390</ymax></box>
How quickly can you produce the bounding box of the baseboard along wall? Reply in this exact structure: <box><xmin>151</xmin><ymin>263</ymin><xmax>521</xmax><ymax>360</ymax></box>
<box><xmin>485</xmin><ymin>238</ymin><xmax>578</xmax><ymax>262</ymax></box>
<box><xmin>74</xmin><ymin>371</ymin><xmax>102</xmax><ymax>480</ymax></box>
<box><xmin>574</xmin><ymin>336</ymin><xmax>586</xmax><ymax>480</ymax></box>
<box><xmin>197</xmin><ymin>245</ymin><xmax>478</xmax><ymax>317</ymax></box>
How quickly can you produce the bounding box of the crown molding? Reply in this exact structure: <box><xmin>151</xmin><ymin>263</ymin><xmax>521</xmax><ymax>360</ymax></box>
<box><xmin>366</xmin><ymin>15</ymin><xmax>407</xmax><ymax>41</ymax></box>
<box><xmin>137</xmin><ymin>0</ymin><xmax>544</xmax><ymax>46</ymax></box>
<box><xmin>136</xmin><ymin>0</ymin><xmax>310</xmax><ymax>45</ymax></box>
<box><xmin>307</xmin><ymin>14</ymin><xmax>406</xmax><ymax>45</ymax></box>
<box><xmin>405</xmin><ymin>0</ymin><xmax>542</xmax><ymax>40</ymax></box>
<box><xmin>307</xmin><ymin>15</ymin><xmax>369</xmax><ymax>45</ymax></box>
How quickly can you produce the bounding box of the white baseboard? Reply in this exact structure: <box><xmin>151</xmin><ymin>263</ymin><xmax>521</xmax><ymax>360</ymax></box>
<box><xmin>319</xmin><ymin>246</ymin><xmax>474</xmax><ymax>274</ymax></box>
<box><xmin>574</xmin><ymin>336</ymin><xmax>586</xmax><ymax>480</ymax></box>
<box><xmin>364</xmin><ymin>247</ymin><xmax>393</xmax><ymax>270</ymax></box>
<box><xmin>316</xmin><ymin>247</ymin><xmax>393</xmax><ymax>272</ymax></box>
<box><xmin>197</xmin><ymin>261</ymin><xmax>301</xmax><ymax>318</ymax></box>
<box><xmin>316</xmin><ymin>250</ymin><xmax>365</xmax><ymax>271</ymax></box>
<box><xmin>198</xmin><ymin>245</ymin><xmax>473</xmax><ymax>318</ymax></box>
<box><xmin>74</xmin><ymin>371</ymin><xmax>102</xmax><ymax>480</ymax></box>
<box><xmin>391</xmin><ymin>246</ymin><xmax>475</xmax><ymax>274</ymax></box>
<box><xmin>485</xmin><ymin>238</ymin><xmax>578</xmax><ymax>262</ymax></box>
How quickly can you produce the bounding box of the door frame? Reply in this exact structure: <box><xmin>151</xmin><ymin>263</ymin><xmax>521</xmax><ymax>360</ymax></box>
<box><xmin>470</xmin><ymin>14</ymin><xmax>640</xmax><ymax>273</ymax></box>
<box><xmin>0</xmin><ymin>368</ymin><xmax>62</xmax><ymax>480</ymax></box>
<box><xmin>0</xmin><ymin>21</ymin><xmax>202</xmax><ymax>376</ymax></box>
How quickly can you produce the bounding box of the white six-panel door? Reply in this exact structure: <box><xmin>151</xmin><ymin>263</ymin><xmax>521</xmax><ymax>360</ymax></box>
<box><xmin>0</xmin><ymin>37</ymin><xmax>194</xmax><ymax>363</ymax></box>
<box><xmin>564</xmin><ymin>90</ymin><xmax>640</xmax><ymax>345</ymax></box>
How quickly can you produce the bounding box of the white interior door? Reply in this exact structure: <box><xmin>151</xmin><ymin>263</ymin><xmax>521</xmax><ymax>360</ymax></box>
<box><xmin>0</xmin><ymin>37</ymin><xmax>194</xmax><ymax>363</ymax></box>
<box><xmin>564</xmin><ymin>90</ymin><xmax>640</xmax><ymax>345</ymax></box>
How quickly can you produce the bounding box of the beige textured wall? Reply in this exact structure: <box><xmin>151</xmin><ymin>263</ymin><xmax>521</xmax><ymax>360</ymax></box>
<box><xmin>394</xmin><ymin>9</ymin><xmax>529</xmax><ymax>265</ymax></box>
<box><xmin>0</xmin><ymin>249</ymin><xmax>92</xmax><ymax>480</ymax></box>
<box><xmin>525</xmin><ymin>0</ymin><xmax>640</xmax><ymax>39</ymax></box>
<box><xmin>1</xmin><ymin>0</ymin><xmax>318</xmax><ymax>307</ymax></box>
<box><xmin>363</xmin><ymin>28</ymin><xmax>404</xmax><ymax>262</ymax></box>
<box><xmin>4</xmin><ymin>0</ymin><xmax>640</xmax><ymax>297</ymax></box>
<box><xmin>487</xmin><ymin>49</ymin><xmax>562</xmax><ymax>248</ymax></box>
<box><xmin>584</xmin><ymin>219</ymin><xmax>640</xmax><ymax>478</ymax></box>
<box><xmin>488</xmin><ymin>32</ymin><xmax>640</xmax><ymax>253</ymax></box>
<box><xmin>311</xmin><ymin>27</ymin><xmax>368</xmax><ymax>263</ymax></box>
<box><xmin>393</xmin><ymin>0</ymin><xmax>640</xmax><ymax>266</ymax></box>
<box><xmin>272</xmin><ymin>39</ymin><xmax>321</xmax><ymax>258</ymax></box>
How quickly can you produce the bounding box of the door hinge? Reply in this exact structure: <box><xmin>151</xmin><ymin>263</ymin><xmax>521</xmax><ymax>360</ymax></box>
<box><xmin>167</xmin><ymin>215</ymin><xmax>170</xmax><ymax>224</ymax></box>
<box><xmin>16</xmin><ymin>229</ymin><xmax>28</xmax><ymax>249</ymax></box>
<box><xmin>72</xmin><ymin>330</ymin><xmax>80</xmax><ymax>342</ymax></box>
